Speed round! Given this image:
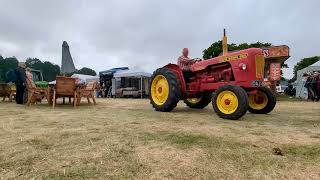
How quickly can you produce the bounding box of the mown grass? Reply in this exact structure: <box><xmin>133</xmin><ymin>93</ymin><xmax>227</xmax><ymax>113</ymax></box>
<box><xmin>137</xmin><ymin>130</ymin><xmax>320</xmax><ymax>177</ymax></box>
<box><xmin>44</xmin><ymin>166</ymin><xmax>101</xmax><ymax>180</ymax></box>
<box><xmin>283</xmin><ymin>144</ymin><xmax>320</xmax><ymax>160</ymax></box>
<box><xmin>0</xmin><ymin>98</ymin><xmax>319</xmax><ymax>179</ymax></box>
<box><xmin>276</xmin><ymin>95</ymin><xmax>303</xmax><ymax>101</ymax></box>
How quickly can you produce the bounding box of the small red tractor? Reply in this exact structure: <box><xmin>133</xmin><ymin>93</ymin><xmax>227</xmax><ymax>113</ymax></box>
<box><xmin>149</xmin><ymin>31</ymin><xmax>276</xmax><ymax>120</ymax></box>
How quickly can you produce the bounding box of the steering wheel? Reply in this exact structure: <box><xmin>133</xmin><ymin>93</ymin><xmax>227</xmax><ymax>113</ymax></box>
<box><xmin>193</xmin><ymin>58</ymin><xmax>202</xmax><ymax>62</ymax></box>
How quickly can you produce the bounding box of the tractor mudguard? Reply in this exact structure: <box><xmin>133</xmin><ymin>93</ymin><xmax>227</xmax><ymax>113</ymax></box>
<box><xmin>164</xmin><ymin>64</ymin><xmax>187</xmax><ymax>98</ymax></box>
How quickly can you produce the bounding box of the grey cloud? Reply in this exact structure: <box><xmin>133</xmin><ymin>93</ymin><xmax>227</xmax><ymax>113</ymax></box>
<box><xmin>0</xmin><ymin>0</ymin><xmax>319</xmax><ymax>78</ymax></box>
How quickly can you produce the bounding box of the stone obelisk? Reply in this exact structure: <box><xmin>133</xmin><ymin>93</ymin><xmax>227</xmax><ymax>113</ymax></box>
<box><xmin>61</xmin><ymin>41</ymin><xmax>76</xmax><ymax>74</ymax></box>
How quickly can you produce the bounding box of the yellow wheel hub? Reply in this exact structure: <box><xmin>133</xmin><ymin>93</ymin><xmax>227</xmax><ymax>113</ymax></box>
<box><xmin>151</xmin><ymin>75</ymin><xmax>169</xmax><ymax>105</ymax></box>
<box><xmin>216</xmin><ymin>90</ymin><xmax>239</xmax><ymax>114</ymax></box>
<box><xmin>249</xmin><ymin>91</ymin><xmax>268</xmax><ymax>110</ymax></box>
<box><xmin>186</xmin><ymin>97</ymin><xmax>202</xmax><ymax>104</ymax></box>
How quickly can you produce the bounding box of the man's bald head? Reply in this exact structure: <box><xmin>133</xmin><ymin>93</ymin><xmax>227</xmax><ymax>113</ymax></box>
<box><xmin>182</xmin><ymin>48</ymin><xmax>189</xmax><ymax>57</ymax></box>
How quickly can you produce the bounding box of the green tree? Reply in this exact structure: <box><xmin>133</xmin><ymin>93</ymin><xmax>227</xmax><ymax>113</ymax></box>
<box><xmin>203</xmin><ymin>41</ymin><xmax>272</xmax><ymax>59</ymax></box>
<box><xmin>76</xmin><ymin>67</ymin><xmax>97</xmax><ymax>76</ymax></box>
<box><xmin>26</xmin><ymin>58</ymin><xmax>60</xmax><ymax>81</ymax></box>
<box><xmin>0</xmin><ymin>56</ymin><xmax>19</xmax><ymax>82</ymax></box>
<box><xmin>64</xmin><ymin>67</ymin><xmax>97</xmax><ymax>77</ymax></box>
<box><xmin>291</xmin><ymin>56</ymin><xmax>320</xmax><ymax>81</ymax></box>
<box><xmin>0</xmin><ymin>56</ymin><xmax>60</xmax><ymax>82</ymax></box>
<box><xmin>42</xmin><ymin>61</ymin><xmax>60</xmax><ymax>81</ymax></box>
<box><xmin>0</xmin><ymin>55</ymin><xmax>3</xmax><ymax>82</ymax></box>
<box><xmin>25</xmin><ymin>58</ymin><xmax>42</xmax><ymax>70</ymax></box>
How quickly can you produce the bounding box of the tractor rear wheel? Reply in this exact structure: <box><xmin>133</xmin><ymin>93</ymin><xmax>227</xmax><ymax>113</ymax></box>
<box><xmin>248</xmin><ymin>87</ymin><xmax>276</xmax><ymax>114</ymax></box>
<box><xmin>212</xmin><ymin>85</ymin><xmax>248</xmax><ymax>120</ymax></box>
<box><xmin>150</xmin><ymin>68</ymin><xmax>181</xmax><ymax>112</ymax></box>
<box><xmin>184</xmin><ymin>93</ymin><xmax>212</xmax><ymax>109</ymax></box>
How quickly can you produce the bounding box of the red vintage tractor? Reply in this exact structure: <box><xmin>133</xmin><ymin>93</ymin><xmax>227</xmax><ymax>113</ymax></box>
<box><xmin>149</xmin><ymin>32</ymin><xmax>276</xmax><ymax>120</ymax></box>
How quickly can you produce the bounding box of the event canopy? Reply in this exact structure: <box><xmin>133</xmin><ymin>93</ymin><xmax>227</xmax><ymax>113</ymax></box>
<box><xmin>49</xmin><ymin>74</ymin><xmax>99</xmax><ymax>85</ymax></box>
<box><xmin>99</xmin><ymin>67</ymin><xmax>129</xmax><ymax>76</ymax></box>
<box><xmin>296</xmin><ymin>60</ymin><xmax>320</xmax><ymax>98</ymax></box>
<box><xmin>112</xmin><ymin>69</ymin><xmax>152</xmax><ymax>98</ymax></box>
<box><xmin>114</xmin><ymin>69</ymin><xmax>152</xmax><ymax>78</ymax></box>
<box><xmin>71</xmin><ymin>74</ymin><xmax>99</xmax><ymax>82</ymax></box>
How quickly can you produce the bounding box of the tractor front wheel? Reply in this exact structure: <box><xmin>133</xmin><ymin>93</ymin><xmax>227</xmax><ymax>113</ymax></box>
<box><xmin>150</xmin><ymin>68</ymin><xmax>181</xmax><ymax>112</ymax></box>
<box><xmin>248</xmin><ymin>87</ymin><xmax>276</xmax><ymax>114</ymax></box>
<box><xmin>184</xmin><ymin>93</ymin><xmax>212</xmax><ymax>109</ymax></box>
<box><xmin>212</xmin><ymin>85</ymin><xmax>248</xmax><ymax>120</ymax></box>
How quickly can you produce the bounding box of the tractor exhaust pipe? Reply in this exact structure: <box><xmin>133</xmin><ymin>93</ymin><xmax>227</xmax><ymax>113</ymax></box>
<box><xmin>222</xmin><ymin>28</ymin><xmax>228</xmax><ymax>55</ymax></box>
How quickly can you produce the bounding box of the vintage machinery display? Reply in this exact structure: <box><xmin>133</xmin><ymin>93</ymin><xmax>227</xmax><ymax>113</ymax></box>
<box><xmin>262</xmin><ymin>45</ymin><xmax>290</xmax><ymax>93</ymax></box>
<box><xmin>149</xmin><ymin>31</ymin><xmax>276</xmax><ymax>120</ymax></box>
<box><xmin>31</xmin><ymin>69</ymin><xmax>48</xmax><ymax>88</ymax></box>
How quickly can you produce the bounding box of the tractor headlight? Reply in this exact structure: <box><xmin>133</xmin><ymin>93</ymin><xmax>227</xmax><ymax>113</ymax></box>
<box><xmin>239</xmin><ymin>63</ymin><xmax>247</xmax><ymax>70</ymax></box>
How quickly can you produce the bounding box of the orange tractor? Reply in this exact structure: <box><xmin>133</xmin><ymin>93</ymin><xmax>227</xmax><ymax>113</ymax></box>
<box><xmin>149</xmin><ymin>31</ymin><xmax>277</xmax><ymax>120</ymax></box>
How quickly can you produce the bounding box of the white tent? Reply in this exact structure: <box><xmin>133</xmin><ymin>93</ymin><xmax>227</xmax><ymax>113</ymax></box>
<box><xmin>48</xmin><ymin>74</ymin><xmax>99</xmax><ymax>85</ymax></box>
<box><xmin>71</xmin><ymin>74</ymin><xmax>99</xmax><ymax>83</ymax></box>
<box><xmin>296</xmin><ymin>61</ymin><xmax>320</xmax><ymax>98</ymax></box>
<box><xmin>112</xmin><ymin>69</ymin><xmax>152</xmax><ymax>98</ymax></box>
<box><xmin>114</xmin><ymin>69</ymin><xmax>152</xmax><ymax>78</ymax></box>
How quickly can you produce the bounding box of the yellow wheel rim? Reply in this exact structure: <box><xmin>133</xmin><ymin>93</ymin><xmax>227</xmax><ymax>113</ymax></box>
<box><xmin>151</xmin><ymin>75</ymin><xmax>169</xmax><ymax>105</ymax></box>
<box><xmin>216</xmin><ymin>90</ymin><xmax>239</xmax><ymax>114</ymax></box>
<box><xmin>186</xmin><ymin>97</ymin><xmax>202</xmax><ymax>104</ymax></box>
<box><xmin>249</xmin><ymin>91</ymin><xmax>268</xmax><ymax>110</ymax></box>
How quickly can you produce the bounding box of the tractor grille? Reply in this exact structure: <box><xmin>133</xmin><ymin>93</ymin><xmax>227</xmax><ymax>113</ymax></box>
<box><xmin>255</xmin><ymin>54</ymin><xmax>265</xmax><ymax>79</ymax></box>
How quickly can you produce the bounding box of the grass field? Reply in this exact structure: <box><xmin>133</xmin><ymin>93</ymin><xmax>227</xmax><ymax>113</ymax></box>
<box><xmin>0</xmin><ymin>98</ymin><xmax>320</xmax><ymax>179</ymax></box>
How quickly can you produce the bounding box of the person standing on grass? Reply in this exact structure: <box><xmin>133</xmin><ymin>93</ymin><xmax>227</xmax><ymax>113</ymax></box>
<box><xmin>14</xmin><ymin>62</ymin><xmax>27</xmax><ymax>104</ymax></box>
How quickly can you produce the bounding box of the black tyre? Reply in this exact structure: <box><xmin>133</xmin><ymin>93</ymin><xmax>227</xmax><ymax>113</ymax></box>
<box><xmin>212</xmin><ymin>85</ymin><xmax>248</xmax><ymax>120</ymax></box>
<box><xmin>184</xmin><ymin>93</ymin><xmax>212</xmax><ymax>109</ymax></box>
<box><xmin>248</xmin><ymin>87</ymin><xmax>276</xmax><ymax>114</ymax></box>
<box><xmin>149</xmin><ymin>68</ymin><xmax>181</xmax><ymax>112</ymax></box>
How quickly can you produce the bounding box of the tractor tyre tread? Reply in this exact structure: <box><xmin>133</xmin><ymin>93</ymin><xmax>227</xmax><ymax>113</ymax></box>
<box><xmin>248</xmin><ymin>87</ymin><xmax>276</xmax><ymax>114</ymax></box>
<box><xmin>184</xmin><ymin>93</ymin><xmax>212</xmax><ymax>109</ymax></box>
<box><xmin>212</xmin><ymin>85</ymin><xmax>248</xmax><ymax>120</ymax></box>
<box><xmin>150</xmin><ymin>68</ymin><xmax>181</xmax><ymax>112</ymax></box>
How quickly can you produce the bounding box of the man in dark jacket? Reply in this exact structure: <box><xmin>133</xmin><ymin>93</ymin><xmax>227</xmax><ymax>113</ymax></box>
<box><xmin>14</xmin><ymin>62</ymin><xmax>27</xmax><ymax>104</ymax></box>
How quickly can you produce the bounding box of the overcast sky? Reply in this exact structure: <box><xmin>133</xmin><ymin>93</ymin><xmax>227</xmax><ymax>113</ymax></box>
<box><xmin>0</xmin><ymin>0</ymin><xmax>319</xmax><ymax>79</ymax></box>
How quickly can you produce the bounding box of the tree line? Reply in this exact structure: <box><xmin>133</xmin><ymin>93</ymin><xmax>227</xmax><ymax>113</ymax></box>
<box><xmin>0</xmin><ymin>55</ymin><xmax>96</xmax><ymax>82</ymax></box>
<box><xmin>1</xmin><ymin>44</ymin><xmax>319</xmax><ymax>83</ymax></box>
